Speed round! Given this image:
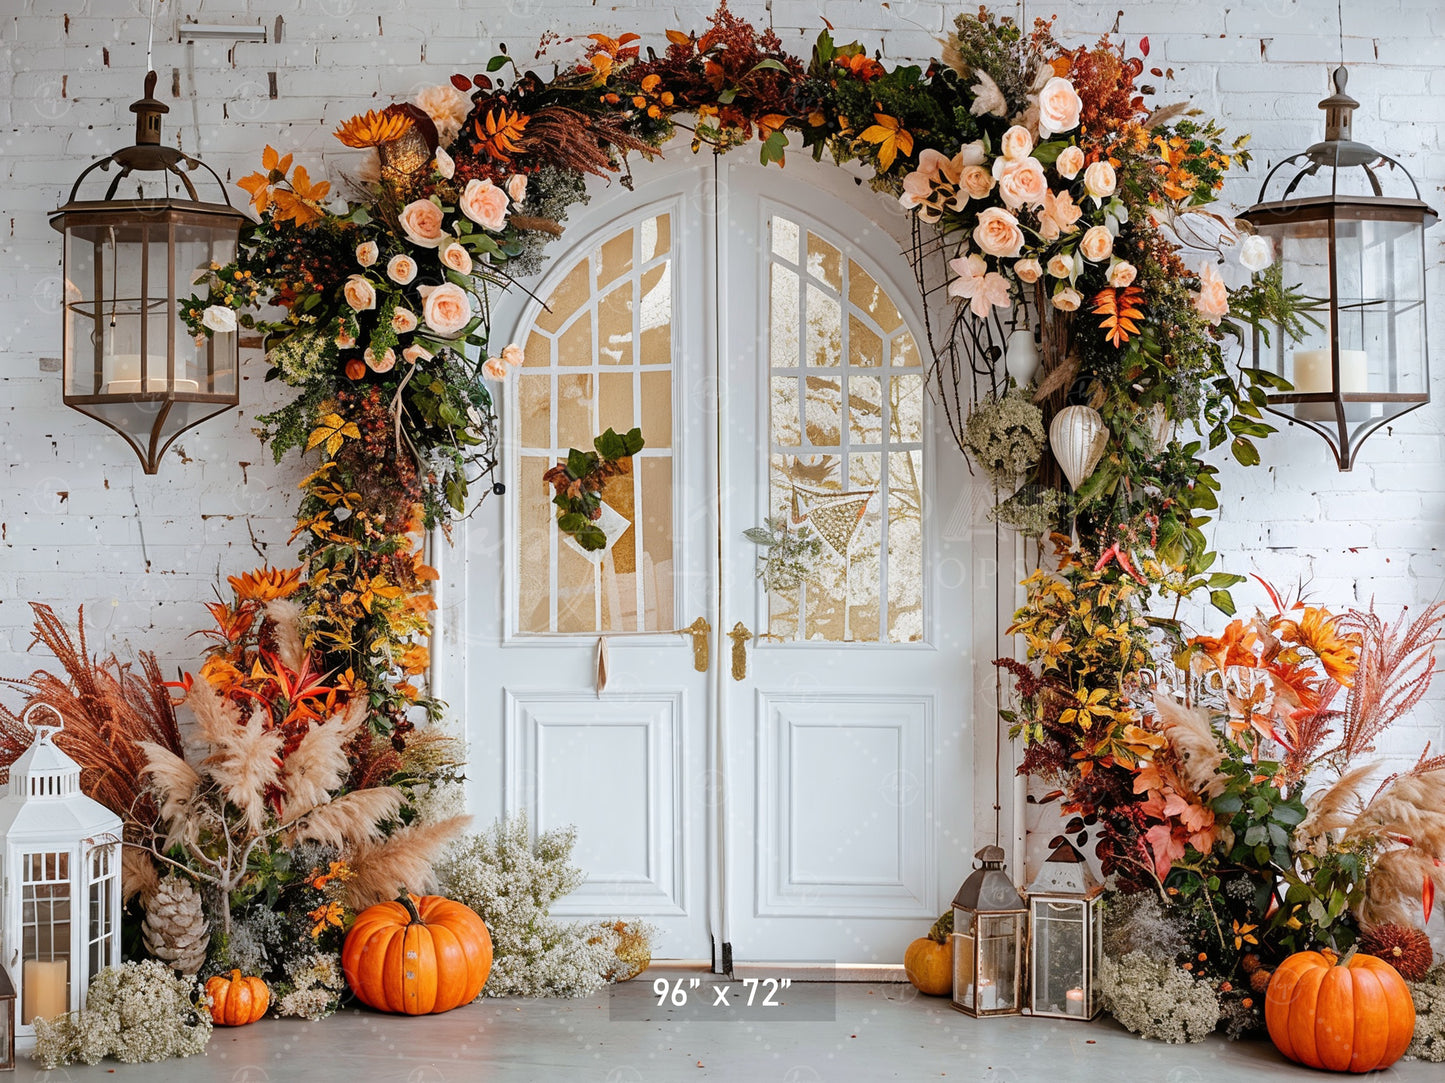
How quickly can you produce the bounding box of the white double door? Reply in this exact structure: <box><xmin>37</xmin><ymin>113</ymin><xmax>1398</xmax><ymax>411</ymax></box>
<box><xmin>459</xmin><ymin>153</ymin><xmax>977</xmax><ymax>967</ymax></box>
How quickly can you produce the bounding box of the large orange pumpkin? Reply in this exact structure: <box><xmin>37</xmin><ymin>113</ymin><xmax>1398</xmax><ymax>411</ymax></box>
<box><xmin>1265</xmin><ymin>949</ymin><xmax>1416</xmax><ymax>1073</ymax></box>
<box><xmin>903</xmin><ymin>912</ymin><xmax>954</xmax><ymax>996</ymax></box>
<box><xmin>205</xmin><ymin>970</ymin><xmax>270</xmax><ymax>1026</ymax></box>
<box><xmin>342</xmin><ymin>893</ymin><xmax>493</xmax><ymax>1015</ymax></box>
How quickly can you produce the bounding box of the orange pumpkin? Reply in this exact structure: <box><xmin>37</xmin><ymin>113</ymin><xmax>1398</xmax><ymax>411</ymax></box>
<box><xmin>1265</xmin><ymin>949</ymin><xmax>1416</xmax><ymax>1073</ymax></box>
<box><xmin>904</xmin><ymin>912</ymin><xmax>954</xmax><ymax>996</ymax></box>
<box><xmin>205</xmin><ymin>970</ymin><xmax>270</xmax><ymax>1026</ymax></box>
<box><xmin>342</xmin><ymin>893</ymin><xmax>492</xmax><ymax>1015</ymax></box>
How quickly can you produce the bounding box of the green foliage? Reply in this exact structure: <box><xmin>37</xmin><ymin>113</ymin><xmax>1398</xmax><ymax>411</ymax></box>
<box><xmin>745</xmin><ymin>515</ymin><xmax>824</xmax><ymax>592</ymax></box>
<box><xmin>545</xmin><ymin>427</ymin><xmax>645</xmax><ymax>552</ymax></box>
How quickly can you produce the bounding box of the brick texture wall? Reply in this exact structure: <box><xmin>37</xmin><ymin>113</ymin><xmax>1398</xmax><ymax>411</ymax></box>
<box><xmin>1</xmin><ymin>1</ymin><xmax>1441</xmax><ymax>775</ymax></box>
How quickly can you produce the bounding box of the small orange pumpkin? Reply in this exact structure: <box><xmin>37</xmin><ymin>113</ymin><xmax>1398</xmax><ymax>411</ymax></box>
<box><xmin>342</xmin><ymin>892</ymin><xmax>493</xmax><ymax>1015</ymax></box>
<box><xmin>205</xmin><ymin>969</ymin><xmax>270</xmax><ymax>1026</ymax></box>
<box><xmin>904</xmin><ymin>912</ymin><xmax>954</xmax><ymax>996</ymax></box>
<box><xmin>1265</xmin><ymin>949</ymin><xmax>1416</xmax><ymax>1073</ymax></box>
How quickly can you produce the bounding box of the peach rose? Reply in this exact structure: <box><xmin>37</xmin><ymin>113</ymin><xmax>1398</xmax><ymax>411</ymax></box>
<box><xmin>343</xmin><ymin>274</ymin><xmax>376</xmax><ymax>312</ymax></box>
<box><xmin>1037</xmin><ymin>188</ymin><xmax>1082</xmax><ymax>240</ymax></box>
<box><xmin>459</xmin><ymin>178</ymin><xmax>509</xmax><ymax>232</ymax></box>
<box><xmin>421</xmin><ymin>281</ymin><xmax>473</xmax><ymax>336</ymax></box>
<box><xmin>1052</xmin><ymin>286</ymin><xmax>1083</xmax><ymax>312</ymax></box>
<box><xmin>1079</xmin><ymin>225</ymin><xmax>1114</xmax><ymax>263</ymax></box>
<box><xmin>1014</xmin><ymin>258</ymin><xmax>1043</xmax><ymax>284</ymax></box>
<box><xmin>996</xmin><ymin>157</ymin><xmax>1048</xmax><ymax>210</ymax></box>
<box><xmin>501</xmin><ymin>342</ymin><xmax>524</xmax><ymax>368</ymax></box>
<box><xmin>1194</xmin><ymin>262</ymin><xmax>1230</xmax><ymax>325</ymax></box>
<box><xmin>364</xmin><ymin>346</ymin><xmax>396</xmax><ymax>374</ymax></box>
<box><xmin>1037</xmin><ymin>76</ymin><xmax>1083</xmax><ymax>137</ymax></box>
<box><xmin>392</xmin><ymin>307</ymin><xmax>418</xmax><ymax>333</ymax></box>
<box><xmin>1107</xmin><ymin>260</ymin><xmax>1137</xmax><ymax>288</ymax></box>
<box><xmin>402</xmin><ymin>343</ymin><xmax>433</xmax><ymax>366</ymax></box>
<box><xmin>387</xmin><ymin>254</ymin><xmax>417</xmax><ymax>285</ymax></box>
<box><xmin>439</xmin><ymin>239</ymin><xmax>473</xmax><ymax>276</ymax></box>
<box><xmin>506</xmin><ymin>174</ymin><xmax>527</xmax><ymax>204</ymax></box>
<box><xmin>434</xmin><ymin>146</ymin><xmax>455</xmax><ymax>180</ymax></box>
<box><xmin>1055</xmin><ymin>145</ymin><xmax>1084</xmax><ymax>180</ymax></box>
<box><xmin>413</xmin><ymin>83</ymin><xmax>470</xmax><ymax>146</ymax></box>
<box><xmin>481</xmin><ymin>355</ymin><xmax>510</xmax><ymax>380</ymax></box>
<box><xmin>972</xmin><ymin>206</ymin><xmax>1026</xmax><ymax>259</ymax></box>
<box><xmin>999</xmin><ymin>124</ymin><xmax>1033</xmax><ymax>161</ymax></box>
<box><xmin>1084</xmin><ymin>160</ymin><xmax>1117</xmax><ymax>202</ymax></box>
<box><xmin>1047</xmin><ymin>253</ymin><xmax>1074</xmax><ymax>279</ymax></box>
<box><xmin>398</xmin><ymin>198</ymin><xmax>445</xmax><ymax>248</ymax></box>
<box><xmin>960</xmin><ymin>164</ymin><xmax>995</xmax><ymax>201</ymax></box>
<box><xmin>355</xmin><ymin>240</ymin><xmax>378</xmax><ymax>267</ymax></box>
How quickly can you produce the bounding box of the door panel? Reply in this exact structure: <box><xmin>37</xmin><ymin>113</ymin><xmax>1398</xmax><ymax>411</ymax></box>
<box><xmin>719</xmin><ymin>158</ymin><xmax>974</xmax><ymax>963</ymax></box>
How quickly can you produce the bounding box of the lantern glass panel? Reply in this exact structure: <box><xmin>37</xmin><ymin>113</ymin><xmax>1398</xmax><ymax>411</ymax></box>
<box><xmin>174</xmin><ymin>220</ymin><xmax>239</xmax><ymax>396</ymax></box>
<box><xmin>952</xmin><ymin>926</ymin><xmax>976</xmax><ymax>1011</ymax></box>
<box><xmin>1032</xmin><ymin>900</ymin><xmax>1085</xmax><ymax>1016</ymax></box>
<box><xmin>977</xmin><ymin>913</ymin><xmax>1019</xmax><ymax>1010</ymax></box>
<box><xmin>1090</xmin><ymin>897</ymin><xmax>1103</xmax><ymax>1017</ymax></box>
<box><xmin>86</xmin><ymin>846</ymin><xmax>118</xmax><ymax>978</ymax></box>
<box><xmin>20</xmin><ymin>852</ymin><xmax>71</xmax><ymax>1026</ymax></box>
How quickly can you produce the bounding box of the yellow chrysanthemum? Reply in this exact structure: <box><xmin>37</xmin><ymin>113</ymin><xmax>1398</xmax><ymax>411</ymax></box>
<box><xmin>333</xmin><ymin>109</ymin><xmax>415</xmax><ymax>149</ymax></box>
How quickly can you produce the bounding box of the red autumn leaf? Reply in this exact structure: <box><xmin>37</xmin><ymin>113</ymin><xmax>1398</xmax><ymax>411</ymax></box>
<box><xmin>450</xmin><ymin>74</ymin><xmax>471</xmax><ymax>92</ymax></box>
<box><xmin>1140</xmin><ymin>36</ymin><xmax>1150</xmax><ymax>57</ymax></box>
<box><xmin>1425</xmin><ymin>874</ymin><xmax>1436</xmax><ymax>925</ymax></box>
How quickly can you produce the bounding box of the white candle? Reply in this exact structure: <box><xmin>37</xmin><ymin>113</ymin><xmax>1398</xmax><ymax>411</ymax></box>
<box><xmin>976</xmin><ymin>977</ymin><xmax>996</xmax><ymax>1011</ymax></box>
<box><xmin>1065</xmin><ymin>987</ymin><xmax>1085</xmax><ymax>1016</ymax></box>
<box><xmin>23</xmin><ymin>959</ymin><xmax>68</xmax><ymax>1025</ymax></box>
<box><xmin>104</xmin><ymin>355</ymin><xmax>200</xmax><ymax>394</ymax></box>
<box><xmin>1291</xmin><ymin>349</ymin><xmax>1368</xmax><ymax>421</ymax></box>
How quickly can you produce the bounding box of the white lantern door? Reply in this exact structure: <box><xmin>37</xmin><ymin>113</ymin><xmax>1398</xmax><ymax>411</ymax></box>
<box><xmin>717</xmin><ymin>158</ymin><xmax>976</xmax><ymax>964</ymax></box>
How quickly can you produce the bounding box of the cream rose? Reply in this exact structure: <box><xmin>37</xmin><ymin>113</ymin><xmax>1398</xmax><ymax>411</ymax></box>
<box><xmin>1037</xmin><ymin>76</ymin><xmax>1084</xmax><ymax>137</ymax></box>
<box><xmin>413</xmin><ymin>83</ymin><xmax>470</xmax><ymax>146</ymax></box>
<box><xmin>1194</xmin><ymin>262</ymin><xmax>1230</xmax><ymax>325</ymax></box>
<box><xmin>1084</xmin><ymin>160</ymin><xmax>1117</xmax><ymax>202</ymax></box>
<box><xmin>439</xmin><ymin>239</ymin><xmax>473</xmax><ymax>276</ymax></box>
<box><xmin>398</xmin><ymin>198</ymin><xmax>445</xmax><ymax>248</ymax></box>
<box><xmin>1238</xmin><ymin>234</ymin><xmax>1272</xmax><ymax>273</ymax></box>
<box><xmin>343</xmin><ymin>274</ymin><xmax>376</xmax><ymax>312</ymax></box>
<box><xmin>335</xmin><ymin>325</ymin><xmax>357</xmax><ymax>349</ymax></box>
<box><xmin>355</xmin><ymin>241</ymin><xmax>378</xmax><ymax>268</ymax></box>
<box><xmin>201</xmin><ymin>305</ymin><xmax>236</xmax><ymax>333</ymax></box>
<box><xmin>999</xmin><ymin>124</ymin><xmax>1034</xmax><ymax>161</ymax></box>
<box><xmin>1107</xmin><ymin>260</ymin><xmax>1137</xmax><ymax>288</ymax></box>
<box><xmin>1047</xmin><ymin>253</ymin><xmax>1074</xmax><ymax>279</ymax></box>
<box><xmin>434</xmin><ymin>146</ymin><xmax>455</xmax><ymax>180</ymax></box>
<box><xmin>392</xmin><ymin>307</ymin><xmax>418</xmax><ymax>334</ymax></box>
<box><xmin>459</xmin><ymin>178</ymin><xmax>509</xmax><ymax>232</ymax></box>
<box><xmin>1014</xmin><ymin>258</ymin><xmax>1043</xmax><ymax>284</ymax></box>
<box><xmin>1079</xmin><ymin>225</ymin><xmax>1114</xmax><ymax>263</ymax></box>
<box><xmin>387</xmin><ymin>254</ymin><xmax>417</xmax><ymax>285</ymax></box>
<box><xmin>996</xmin><ymin>157</ymin><xmax>1048</xmax><ymax>210</ymax></box>
<box><xmin>364</xmin><ymin>346</ymin><xmax>396</xmax><ymax>374</ymax></box>
<box><xmin>972</xmin><ymin>206</ymin><xmax>1026</xmax><ymax>259</ymax></box>
<box><xmin>1055</xmin><ymin>145</ymin><xmax>1084</xmax><ymax>180</ymax></box>
<box><xmin>506</xmin><ymin>174</ymin><xmax>527</xmax><ymax>204</ymax></box>
<box><xmin>402</xmin><ymin>343</ymin><xmax>433</xmax><ymax>366</ymax></box>
<box><xmin>960</xmin><ymin>164</ymin><xmax>995</xmax><ymax>201</ymax></box>
<box><xmin>501</xmin><ymin>342</ymin><xmax>524</xmax><ymax>368</ymax></box>
<box><xmin>421</xmin><ymin>281</ymin><xmax>473</xmax><ymax>336</ymax></box>
<box><xmin>1052</xmin><ymin>286</ymin><xmax>1083</xmax><ymax>312</ymax></box>
<box><xmin>481</xmin><ymin>355</ymin><xmax>510</xmax><ymax>380</ymax></box>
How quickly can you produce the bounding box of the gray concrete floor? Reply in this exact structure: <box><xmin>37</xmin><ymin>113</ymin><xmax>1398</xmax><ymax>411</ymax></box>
<box><xmin>14</xmin><ymin>974</ymin><xmax>1439</xmax><ymax>1081</ymax></box>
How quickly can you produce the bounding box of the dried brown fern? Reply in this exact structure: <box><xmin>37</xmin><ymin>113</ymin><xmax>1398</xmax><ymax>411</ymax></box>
<box><xmin>1329</xmin><ymin>602</ymin><xmax>1445</xmax><ymax>765</ymax></box>
<box><xmin>0</xmin><ymin>604</ymin><xmax>184</xmax><ymax>847</ymax></box>
<box><xmin>521</xmin><ymin>105</ymin><xmax>659</xmax><ymax>179</ymax></box>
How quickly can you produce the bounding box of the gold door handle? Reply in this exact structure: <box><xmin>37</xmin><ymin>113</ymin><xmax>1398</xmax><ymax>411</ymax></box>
<box><xmin>681</xmin><ymin>616</ymin><xmax>710</xmax><ymax>673</ymax></box>
<box><xmin>728</xmin><ymin>622</ymin><xmax>752</xmax><ymax>681</ymax></box>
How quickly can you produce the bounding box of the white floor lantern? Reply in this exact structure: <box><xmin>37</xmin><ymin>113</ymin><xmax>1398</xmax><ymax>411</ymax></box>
<box><xmin>0</xmin><ymin>706</ymin><xmax>123</xmax><ymax>1045</ymax></box>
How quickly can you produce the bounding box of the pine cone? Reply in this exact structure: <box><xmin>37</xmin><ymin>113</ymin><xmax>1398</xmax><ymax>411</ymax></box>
<box><xmin>142</xmin><ymin>874</ymin><xmax>210</xmax><ymax>976</ymax></box>
<box><xmin>1359</xmin><ymin>923</ymin><xmax>1434</xmax><ymax>982</ymax></box>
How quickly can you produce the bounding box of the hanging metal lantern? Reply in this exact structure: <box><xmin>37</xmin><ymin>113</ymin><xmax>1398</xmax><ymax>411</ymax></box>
<box><xmin>49</xmin><ymin>71</ymin><xmax>247</xmax><ymax>474</ymax></box>
<box><xmin>1236</xmin><ymin>66</ymin><xmax>1437</xmax><ymax>470</ymax></box>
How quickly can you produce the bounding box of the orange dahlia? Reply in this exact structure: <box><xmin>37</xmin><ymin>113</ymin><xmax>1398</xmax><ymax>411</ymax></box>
<box><xmin>333</xmin><ymin>108</ymin><xmax>415</xmax><ymax>148</ymax></box>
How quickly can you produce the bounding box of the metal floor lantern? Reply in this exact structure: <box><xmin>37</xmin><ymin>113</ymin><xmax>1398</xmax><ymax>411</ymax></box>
<box><xmin>1237</xmin><ymin>66</ymin><xmax>1437</xmax><ymax>470</ymax></box>
<box><xmin>0</xmin><ymin>706</ymin><xmax>123</xmax><ymax>1044</ymax></box>
<box><xmin>49</xmin><ymin>72</ymin><xmax>247</xmax><ymax>473</ymax></box>
<box><xmin>950</xmin><ymin>845</ymin><xmax>1026</xmax><ymax>1017</ymax></box>
<box><xmin>1026</xmin><ymin>840</ymin><xmax>1103</xmax><ymax>1021</ymax></box>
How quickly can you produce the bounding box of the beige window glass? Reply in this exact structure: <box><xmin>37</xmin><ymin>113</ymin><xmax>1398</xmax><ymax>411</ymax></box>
<box><xmin>516</xmin><ymin>213</ymin><xmax>676</xmax><ymax>634</ymax></box>
<box><xmin>766</xmin><ymin>215</ymin><xmax>925</xmax><ymax>643</ymax></box>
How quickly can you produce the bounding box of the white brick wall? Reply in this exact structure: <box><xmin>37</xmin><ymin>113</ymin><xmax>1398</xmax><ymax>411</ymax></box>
<box><xmin>1</xmin><ymin>0</ymin><xmax>1441</xmax><ymax>772</ymax></box>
